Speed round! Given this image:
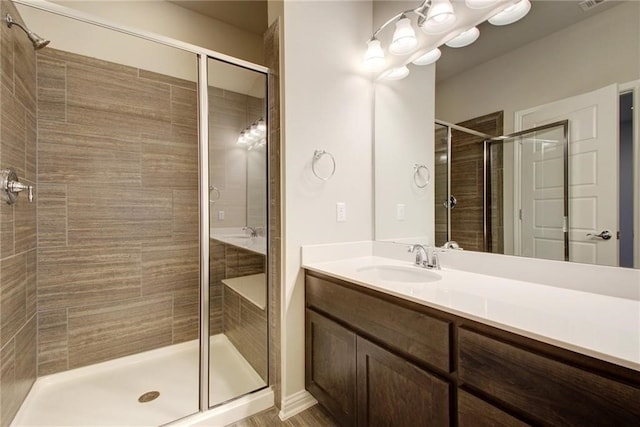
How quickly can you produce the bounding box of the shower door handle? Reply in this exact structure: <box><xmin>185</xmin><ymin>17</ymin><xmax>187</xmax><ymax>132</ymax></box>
<box><xmin>443</xmin><ymin>195</ymin><xmax>457</xmax><ymax>209</ymax></box>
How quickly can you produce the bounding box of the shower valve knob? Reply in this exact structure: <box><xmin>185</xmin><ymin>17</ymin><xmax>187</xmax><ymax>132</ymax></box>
<box><xmin>1</xmin><ymin>168</ymin><xmax>34</xmax><ymax>204</ymax></box>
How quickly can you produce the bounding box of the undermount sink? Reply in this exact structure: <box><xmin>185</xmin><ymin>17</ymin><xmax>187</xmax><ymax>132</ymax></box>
<box><xmin>355</xmin><ymin>265</ymin><xmax>441</xmax><ymax>283</ymax></box>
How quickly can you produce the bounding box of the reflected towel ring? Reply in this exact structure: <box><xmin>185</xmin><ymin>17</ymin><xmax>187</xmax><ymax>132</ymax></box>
<box><xmin>209</xmin><ymin>185</ymin><xmax>221</xmax><ymax>202</ymax></box>
<box><xmin>413</xmin><ymin>164</ymin><xmax>430</xmax><ymax>188</ymax></box>
<box><xmin>312</xmin><ymin>150</ymin><xmax>336</xmax><ymax>181</ymax></box>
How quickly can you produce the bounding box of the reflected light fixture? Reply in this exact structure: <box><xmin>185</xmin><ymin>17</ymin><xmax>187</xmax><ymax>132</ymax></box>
<box><xmin>412</xmin><ymin>48</ymin><xmax>441</xmax><ymax>66</ymax></box>
<box><xmin>489</xmin><ymin>0</ymin><xmax>531</xmax><ymax>26</ymax></box>
<box><xmin>445</xmin><ymin>27</ymin><xmax>480</xmax><ymax>48</ymax></box>
<box><xmin>237</xmin><ymin>118</ymin><xmax>267</xmax><ymax>148</ymax></box>
<box><xmin>465</xmin><ymin>0</ymin><xmax>500</xmax><ymax>9</ymax></box>
<box><xmin>363</xmin><ymin>38</ymin><xmax>386</xmax><ymax>72</ymax></box>
<box><xmin>421</xmin><ymin>0</ymin><xmax>456</xmax><ymax>35</ymax></box>
<box><xmin>384</xmin><ymin>65</ymin><xmax>410</xmax><ymax>81</ymax></box>
<box><xmin>389</xmin><ymin>14</ymin><xmax>418</xmax><ymax>55</ymax></box>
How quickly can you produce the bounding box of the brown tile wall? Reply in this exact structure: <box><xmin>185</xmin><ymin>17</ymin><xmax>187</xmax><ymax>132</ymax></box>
<box><xmin>265</xmin><ymin>18</ymin><xmax>282</xmax><ymax>409</ymax></box>
<box><xmin>35</xmin><ymin>48</ymin><xmax>199</xmax><ymax>375</ymax></box>
<box><xmin>0</xmin><ymin>2</ymin><xmax>38</xmax><ymax>425</ymax></box>
<box><xmin>449</xmin><ymin>112</ymin><xmax>503</xmax><ymax>252</ymax></box>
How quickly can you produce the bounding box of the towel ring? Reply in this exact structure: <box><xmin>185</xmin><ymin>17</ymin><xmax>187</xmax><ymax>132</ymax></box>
<box><xmin>413</xmin><ymin>164</ymin><xmax>430</xmax><ymax>189</ymax></box>
<box><xmin>209</xmin><ymin>185</ymin><xmax>221</xmax><ymax>202</ymax></box>
<box><xmin>312</xmin><ymin>150</ymin><xmax>336</xmax><ymax>181</ymax></box>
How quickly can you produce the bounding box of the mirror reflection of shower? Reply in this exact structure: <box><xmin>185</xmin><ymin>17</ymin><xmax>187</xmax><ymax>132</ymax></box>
<box><xmin>5</xmin><ymin>12</ymin><xmax>50</xmax><ymax>50</ymax></box>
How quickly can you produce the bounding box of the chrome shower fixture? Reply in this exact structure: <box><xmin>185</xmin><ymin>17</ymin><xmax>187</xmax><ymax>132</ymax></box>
<box><xmin>5</xmin><ymin>13</ymin><xmax>50</xmax><ymax>50</ymax></box>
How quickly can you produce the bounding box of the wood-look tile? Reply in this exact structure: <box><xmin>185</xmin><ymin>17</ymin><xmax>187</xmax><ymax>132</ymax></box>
<box><xmin>37</xmin><ymin>309</ymin><xmax>68</xmax><ymax>376</ymax></box>
<box><xmin>67</xmin><ymin>294</ymin><xmax>173</xmax><ymax>369</ymax></box>
<box><xmin>171</xmin><ymin>85</ymin><xmax>198</xmax><ymax>128</ymax></box>
<box><xmin>1</xmin><ymin>253</ymin><xmax>27</xmax><ymax>347</ymax></box>
<box><xmin>141</xmin><ymin>241</ymin><xmax>198</xmax><ymax>296</ymax></box>
<box><xmin>14</xmin><ymin>181</ymin><xmax>36</xmax><ymax>253</ymax></box>
<box><xmin>173</xmin><ymin>190</ymin><xmax>198</xmax><ymax>242</ymax></box>
<box><xmin>67</xmin><ymin>186</ymin><xmax>172</xmax><ymax>244</ymax></box>
<box><xmin>37</xmin><ymin>244</ymin><xmax>141</xmax><ymax>312</ymax></box>
<box><xmin>141</xmin><ymin>126</ymin><xmax>197</xmax><ymax>188</ymax></box>
<box><xmin>0</xmin><ymin>199</ymin><xmax>15</xmax><ymax>258</ymax></box>
<box><xmin>1</xmin><ymin>84</ymin><xmax>26</xmax><ymax>179</ymax></box>
<box><xmin>66</xmin><ymin>59</ymin><xmax>171</xmax><ymax>137</ymax></box>
<box><xmin>227</xmin><ymin>405</ymin><xmax>338</xmax><ymax>427</ymax></box>
<box><xmin>36</xmin><ymin>55</ymin><xmax>67</xmax><ymax>122</ymax></box>
<box><xmin>173</xmin><ymin>288</ymin><xmax>199</xmax><ymax>343</ymax></box>
<box><xmin>0</xmin><ymin>0</ymin><xmax>15</xmax><ymax>92</ymax></box>
<box><xmin>238</xmin><ymin>299</ymin><xmax>267</xmax><ymax>380</ymax></box>
<box><xmin>14</xmin><ymin>315</ymin><xmax>36</xmax><ymax>407</ymax></box>
<box><xmin>1</xmin><ymin>336</ymin><xmax>17</xmax><ymax>427</ymax></box>
<box><xmin>138</xmin><ymin>68</ymin><xmax>197</xmax><ymax>90</ymax></box>
<box><xmin>36</xmin><ymin>183</ymin><xmax>67</xmax><ymax>247</ymax></box>
<box><xmin>37</xmin><ymin>121</ymin><xmax>141</xmax><ymax>185</ymax></box>
<box><xmin>223</xmin><ymin>288</ymin><xmax>241</xmax><ymax>336</ymax></box>
<box><xmin>39</xmin><ymin>48</ymin><xmax>138</xmax><ymax>78</ymax></box>
<box><xmin>13</xmin><ymin>27</ymin><xmax>36</xmax><ymax>113</ymax></box>
<box><xmin>25</xmin><ymin>111</ymin><xmax>36</xmax><ymax>182</ymax></box>
<box><xmin>26</xmin><ymin>250</ymin><xmax>36</xmax><ymax>319</ymax></box>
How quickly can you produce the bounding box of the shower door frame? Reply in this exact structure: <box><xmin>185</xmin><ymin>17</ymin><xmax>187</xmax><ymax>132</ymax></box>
<box><xmin>14</xmin><ymin>0</ymin><xmax>271</xmax><ymax>417</ymax></box>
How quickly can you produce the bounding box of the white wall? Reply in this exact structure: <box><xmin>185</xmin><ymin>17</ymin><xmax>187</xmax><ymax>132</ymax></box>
<box><xmin>436</xmin><ymin>1</ymin><xmax>640</xmax><ymax>133</ymax></box>
<box><xmin>282</xmin><ymin>0</ymin><xmax>373</xmax><ymax>402</ymax></box>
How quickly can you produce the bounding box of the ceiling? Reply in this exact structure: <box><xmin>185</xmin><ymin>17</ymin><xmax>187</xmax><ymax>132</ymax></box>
<box><xmin>168</xmin><ymin>0</ymin><xmax>268</xmax><ymax>35</ymax></box>
<box><xmin>435</xmin><ymin>0</ymin><xmax>621</xmax><ymax>82</ymax></box>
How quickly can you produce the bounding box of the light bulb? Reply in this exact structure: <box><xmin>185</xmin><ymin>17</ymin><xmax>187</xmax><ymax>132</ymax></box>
<box><xmin>389</xmin><ymin>15</ymin><xmax>417</xmax><ymax>55</ymax></box>
<box><xmin>489</xmin><ymin>0</ymin><xmax>531</xmax><ymax>26</ymax></box>
<box><xmin>445</xmin><ymin>27</ymin><xmax>480</xmax><ymax>48</ymax></box>
<box><xmin>257</xmin><ymin>120</ymin><xmax>267</xmax><ymax>133</ymax></box>
<box><xmin>412</xmin><ymin>48</ymin><xmax>441</xmax><ymax>66</ymax></box>
<box><xmin>421</xmin><ymin>0</ymin><xmax>456</xmax><ymax>34</ymax></box>
<box><xmin>383</xmin><ymin>65</ymin><xmax>410</xmax><ymax>81</ymax></box>
<box><xmin>363</xmin><ymin>38</ymin><xmax>385</xmax><ymax>72</ymax></box>
<box><xmin>237</xmin><ymin>132</ymin><xmax>249</xmax><ymax>145</ymax></box>
<box><xmin>250</xmin><ymin>124</ymin><xmax>261</xmax><ymax>137</ymax></box>
<box><xmin>465</xmin><ymin>0</ymin><xmax>500</xmax><ymax>9</ymax></box>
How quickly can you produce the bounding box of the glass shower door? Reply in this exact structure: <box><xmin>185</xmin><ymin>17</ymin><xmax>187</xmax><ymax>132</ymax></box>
<box><xmin>206</xmin><ymin>57</ymin><xmax>269</xmax><ymax>407</ymax></box>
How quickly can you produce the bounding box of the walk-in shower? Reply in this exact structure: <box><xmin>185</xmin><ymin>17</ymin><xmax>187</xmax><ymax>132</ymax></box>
<box><xmin>0</xmin><ymin>0</ymin><xmax>273</xmax><ymax>425</ymax></box>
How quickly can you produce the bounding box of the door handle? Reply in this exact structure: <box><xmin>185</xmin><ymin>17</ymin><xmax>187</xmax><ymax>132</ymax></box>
<box><xmin>586</xmin><ymin>230</ymin><xmax>612</xmax><ymax>240</ymax></box>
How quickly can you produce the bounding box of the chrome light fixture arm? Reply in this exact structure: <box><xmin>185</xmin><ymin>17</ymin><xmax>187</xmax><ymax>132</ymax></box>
<box><xmin>370</xmin><ymin>1</ymin><xmax>431</xmax><ymax>41</ymax></box>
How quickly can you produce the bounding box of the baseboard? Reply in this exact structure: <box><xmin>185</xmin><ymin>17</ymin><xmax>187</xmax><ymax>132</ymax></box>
<box><xmin>278</xmin><ymin>390</ymin><xmax>318</xmax><ymax>420</ymax></box>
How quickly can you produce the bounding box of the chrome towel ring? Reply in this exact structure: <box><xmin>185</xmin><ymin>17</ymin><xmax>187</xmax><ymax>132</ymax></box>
<box><xmin>413</xmin><ymin>164</ymin><xmax>430</xmax><ymax>188</ymax></box>
<box><xmin>209</xmin><ymin>185</ymin><xmax>221</xmax><ymax>202</ymax></box>
<box><xmin>312</xmin><ymin>150</ymin><xmax>336</xmax><ymax>181</ymax></box>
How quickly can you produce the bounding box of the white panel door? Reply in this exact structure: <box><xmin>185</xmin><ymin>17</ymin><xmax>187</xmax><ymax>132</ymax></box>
<box><xmin>516</xmin><ymin>84</ymin><xmax>618</xmax><ymax>266</ymax></box>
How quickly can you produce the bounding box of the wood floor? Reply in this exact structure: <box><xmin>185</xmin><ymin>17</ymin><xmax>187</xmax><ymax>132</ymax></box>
<box><xmin>227</xmin><ymin>405</ymin><xmax>338</xmax><ymax>427</ymax></box>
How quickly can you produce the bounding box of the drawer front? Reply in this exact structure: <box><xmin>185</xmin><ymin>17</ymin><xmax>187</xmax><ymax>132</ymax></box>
<box><xmin>306</xmin><ymin>274</ymin><xmax>451</xmax><ymax>372</ymax></box>
<box><xmin>458</xmin><ymin>390</ymin><xmax>529</xmax><ymax>427</ymax></box>
<box><xmin>458</xmin><ymin>328</ymin><xmax>640</xmax><ymax>426</ymax></box>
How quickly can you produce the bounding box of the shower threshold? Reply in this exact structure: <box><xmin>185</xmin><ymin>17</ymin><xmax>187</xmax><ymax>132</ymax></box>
<box><xmin>12</xmin><ymin>334</ymin><xmax>266</xmax><ymax>427</ymax></box>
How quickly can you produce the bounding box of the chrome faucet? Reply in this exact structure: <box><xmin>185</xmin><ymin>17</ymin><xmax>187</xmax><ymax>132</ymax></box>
<box><xmin>408</xmin><ymin>244</ymin><xmax>441</xmax><ymax>270</ymax></box>
<box><xmin>243</xmin><ymin>226</ymin><xmax>258</xmax><ymax>238</ymax></box>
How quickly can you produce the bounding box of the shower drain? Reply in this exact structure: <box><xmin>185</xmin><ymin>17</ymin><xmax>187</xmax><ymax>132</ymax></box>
<box><xmin>138</xmin><ymin>391</ymin><xmax>160</xmax><ymax>403</ymax></box>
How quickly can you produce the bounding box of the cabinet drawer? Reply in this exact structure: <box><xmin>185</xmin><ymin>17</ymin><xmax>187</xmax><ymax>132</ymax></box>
<box><xmin>458</xmin><ymin>328</ymin><xmax>640</xmax><ymax>426</ymax></box>
<box><xmin>306</xmin><ymin>274</ymin><xmax>451</xmax><ymax>372</ymax></box>
<box><xmin>458</xmin><ymin>390</ymin><xmax>529</xmax><ymax>427</ymax></box>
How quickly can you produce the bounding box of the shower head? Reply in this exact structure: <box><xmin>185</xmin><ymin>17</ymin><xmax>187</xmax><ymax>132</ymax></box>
<box><xmin>5</xmin><ymin>13</ymin><xmax>50</xmax><ymax>50</ymax></box>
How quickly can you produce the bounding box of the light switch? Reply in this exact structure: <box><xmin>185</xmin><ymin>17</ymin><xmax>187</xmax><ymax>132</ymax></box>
<box><xmin>336</xmin><ymin>202</ymin><xmax>347</xmax><ymax>222</ymax></box>
<box><xmin>396</xmin><ymin>204</ymin><xmax>405</xmax><ymax>221</ymax></box>
<box><xmin>218</xmin><ymin>210</ymin><xmax>225</xmax><ymax>221</ymax></box>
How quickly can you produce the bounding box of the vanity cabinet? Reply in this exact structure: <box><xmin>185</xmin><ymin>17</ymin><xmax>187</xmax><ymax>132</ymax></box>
<box><xmin>305</xmin><ymin>270</ymin><xmax>640</xmax><ymax>427</ymax></box>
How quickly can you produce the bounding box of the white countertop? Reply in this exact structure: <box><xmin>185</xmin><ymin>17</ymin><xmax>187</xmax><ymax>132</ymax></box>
<box><xmin>303</xmin><ymin>254</ymin><xmax>640</xmax><ymax>372</ymax></box>
<box><xmin>210</xmin><ymin>227</ymin><xmax>266</xmax><ymax>255</ymax></box>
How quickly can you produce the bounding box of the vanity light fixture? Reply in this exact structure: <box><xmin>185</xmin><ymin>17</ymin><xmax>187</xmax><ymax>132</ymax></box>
<box><xmin>237</xmin><ymin>118</ymin><xmax>267</xmax><ymax>148</ymax></box>
<box><xmin>489</xmin><ymin>0</ymin><xmax>531</xmax><ymax>26</ymax></box>
<box><xmin>412</xmin><ymin>47</ymin><xmax>441</xmax><ymax>66</ymax></box>
<box><xmin>445</xmin><ymin>27</ymin><xmax>480</xmax><ymax>48</ymax></box>
<box><xmin>383</xmin><ymin>65</ymin><xmax>410</xmax><ymax>81</ymax></box>
<box><xmin>364</xmin><ymin>0</ymin><xmax>531</xmax><ymax>78</ymax></box>
<box><xmin>465</xmin><ymin>0</ymin><xmax>501</xmax><ymax>9</ymax></box>
<box><xmin>389</xmin><ymin>14</ymin><xmax>418</xmax><ymax>55</ymax></box>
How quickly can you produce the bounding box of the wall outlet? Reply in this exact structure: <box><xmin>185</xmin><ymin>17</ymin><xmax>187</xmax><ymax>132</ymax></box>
<box><xmin>218</xmin><ymin>210</ymin><xmax>225</xmax><ymax>221</ymax></box>
<box><xmin>336</xmin><ymin>202</ymin><xmax>347</xmax><ymax>222</ymax></box>
<box><xmin>396</xmin><ymin>203</ymin><xmax>406</xmax><ymax>221</ymax></box>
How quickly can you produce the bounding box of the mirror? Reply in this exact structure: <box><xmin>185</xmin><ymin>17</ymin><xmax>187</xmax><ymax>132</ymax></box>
<box><xmin>374</xmin><ymin>0</ymin><xmax>639</xmax><ymax>268</ymax></box>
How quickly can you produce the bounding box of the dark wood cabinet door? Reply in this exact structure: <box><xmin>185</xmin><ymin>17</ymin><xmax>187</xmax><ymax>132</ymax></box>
<box><xmin>356</xmin><ymin>336</ymin><xmax>450</xmax><ymax>427</ymax></box>
<box><xmin>458</xmin><ymin>390</ymin><xmax>530</xmax><ymax>427</ymax></box>
<box><xmin>306</xmin><ymin>309</ymin><xmax>357</xmax><ymax>427</ymax></box>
